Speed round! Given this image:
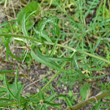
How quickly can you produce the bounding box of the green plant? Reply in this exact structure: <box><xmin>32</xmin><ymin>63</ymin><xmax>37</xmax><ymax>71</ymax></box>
<box><xmin>90</xmin><ymin>100</ymin><xmax>110</xmax><ymax>110</ymax></box>
<box><xmin>0</xmin><ymin>0</ymin><xmax>110</xmax><ymax>109</ymax></box>
<box><xmin>0</xmin><ymin>69</ymin><xmax>24</xmax><ymax>109</ymax></box>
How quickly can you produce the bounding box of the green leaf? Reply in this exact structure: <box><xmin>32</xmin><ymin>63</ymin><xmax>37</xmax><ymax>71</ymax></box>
<box><xmin>34</xmin><ymin>22</ymin><xmax>52</xmax><ymax>43</ymax></box>
<box><xmin>22</xmin><ymin>14</ymin><xmax>28</xmax><ymax>36</ymax></box>
<box><xmin>17</xmin><ymin>1</ymin><xmax>39</xmax><ymax>37</ymax></box>
<box><xmin>65</xmin><ymin>97</ymin><xmax>72</xmax><ymax>107</ymax></box>
<box><xmin>80</xmin><ymin>83</ymin><xmax>90</xmax><ymax>101</ymax></box>
<box><xmin>73</xmin><ymin>53</ymin><xmax>108</xmax><ymax>79</ymax></box>
<box><xmin>17</xmin><ymin>1</ymin><xmax>39</xmax><ymax>25</ymax></box>
<box><xmin>93</xmin><ymin>37</ymin><xmax>102</xmax><ymax>53</ymax></box>
<box><xmin>3</xmin><ymin>68</ymin><xmax>24</xmax><ymax>103</ymax></box>
<box><xmin>46</xmin><ymin>101</ymin><xmax>62</xmax><ymax>106</ymax></box>
<box><xmin>4</xmin><ymin>73</ymin><xmax>17</xmax><ymax>101</ymax></box>
<box><xmin>15</xmin><ymin>68</ymin><xmax>18</xmax><ymax>90</ymax></box>
<box><xmin>35</xmin><ymin>17</ymin><xmax>60</xmax><ymax>43</ymax></box>
<box><xmin>26</xmin><ymin>20</ymin><xmax>35</xmax><ymax>31</ymax></box>
<box><xmin>48</xmin><ymin>57</ymin><xmax>72</xmax><ymax>62</ymax></box>
<box><xmin>0</xmin><ymin>70</ymin><xmax>14</xmax><ymax>74</ymax></box>
<box><xmin>4</xmin><ymin>38</ymin><xmax>23</xmax><ymax>61</ymax></box>
<box><xmin>49</xmin><ymin>40</ymin><xmax>58</xmax><ymax>57</ymax></box>
<box><xmin>16</xmin><ymin>83</ymin><xmax>24</xmax><ymax>103</ymax></box>
<box><xmin>50</xmin><ymin>94</ymin><xmax>72</xmax><ymax>108</ymax></box>
<box><xmin>68</xmin><ymin>90</ymin><xmax>73</xmax><ymax>97</ymax></box>
<box><xmin>31</xmin><ymin>46</ymin><xmax>61</xmax><ymax>70</ymax></box>
<box><xmin>7</xmin><ymin>81</ymin><xmax>24</xmax><ymax>103</ymax></box>
<box><xmin>0</xmin><ymin>20</ymin><xmax>16</xmax><ymax>28</ymax></box>
<box><xmin>45</xmin><ymin>93</ymin><xmax>56</xmax><ymax>102</ymax></box>
<box><xmin>42</xmin><ymin>105</ymin><xmax>48</xmax><ymax>110</ymax></box>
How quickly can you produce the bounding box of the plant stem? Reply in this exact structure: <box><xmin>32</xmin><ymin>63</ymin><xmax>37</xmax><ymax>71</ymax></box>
<box><xmin>80</xmin><ymin>51</ymin><xmax>110</xmax><ymax>64</ymax></box>
<box><xmin>0</xmin><ymin>33</ymin><xmax>110</xmax><ymax>64</ymax></box>
<box><xmin>41</xmin><ymin>71</ymin><xmax>60</xmax><ymax>91</ymax></box>
<box><xmin>66</xmin><ymin>91</ymin><xmax>110</xmax><ymax>110</ymax></box>
<box><xmin>33</xmin><ymin>52</ymin><xmax>75</xmax><ymax>97</ymax></box>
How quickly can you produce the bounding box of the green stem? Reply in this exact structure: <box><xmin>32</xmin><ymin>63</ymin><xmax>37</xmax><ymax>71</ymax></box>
<box><xmin>80</xmin><ymin>51</ymin><xmax>110</xmax><ymax>64</ymax></box>
<box><xmin>1</xmin><ymin>33</ymin><xmax>110</xmax><ymax>99</ymax></box>
<box><xmin>41</xmin><ymin>71</ymin><xmax>60</xmax><ymax>91</ymax></box>
<box><xmin>33</xmin><ymin>52</ymin><xmax>75</xmax><ymax>97</ymax></box>
<box><xmin>0</xmin><ymin>33</ymin><xmax>110</xmax><ymax>64</ymax></box>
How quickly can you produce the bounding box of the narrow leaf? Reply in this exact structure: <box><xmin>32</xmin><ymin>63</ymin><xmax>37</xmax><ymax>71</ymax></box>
<box><xmin>31</xmin><ymin>46</ymin><xmax>61</xmax><ymax>70</ymax></box>
<box><xmin>17</xmin><ymin>1</ymin><xmax>39</xmax><ymax>25</ymax></box>
<box><xmin>4</xmin><ymin>74</ymin><xmax>17</xmax><ymax>101</ymax></box>
<box><xmin>15</xmin><ymin>68</ymin><xmax>18</xmax><ymax>90</ymax></box>
<box><xmin>0</xmin><ymin>70</ymin><xmax>14</xmax><ymax>74</ymax></box>
<box><xmin>4</xmin><ymin>38</ymin><xmax>23</xmax><ymax>61</ymax></box>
